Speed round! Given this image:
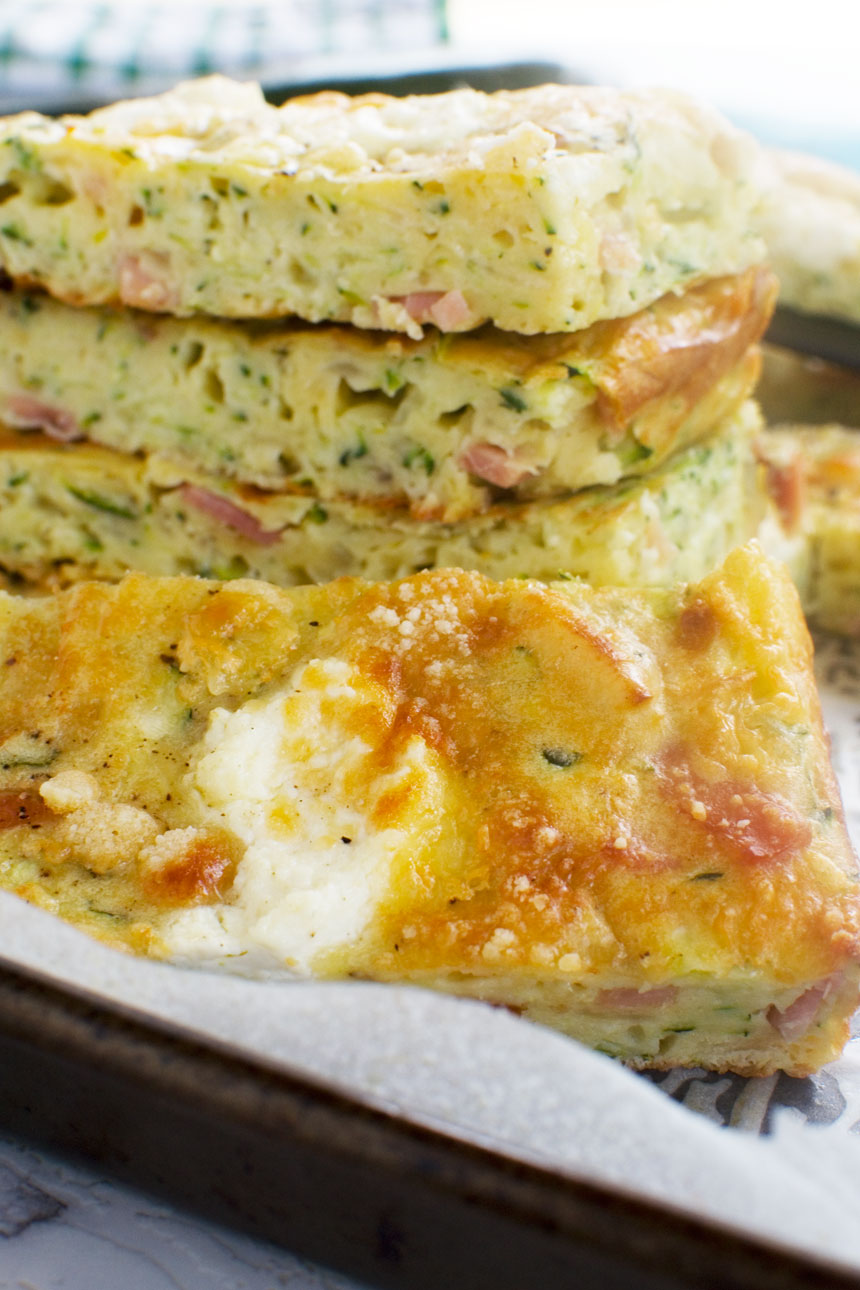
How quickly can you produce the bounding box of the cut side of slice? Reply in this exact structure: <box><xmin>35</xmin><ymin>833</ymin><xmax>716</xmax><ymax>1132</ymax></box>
<box><xmin>0</xmin><ymin>400</ymin><xmax>765</xmax><ymax>592</ymax></box>
<box><xmin>0</xmin><ymin>78</ymin><xmax>765</xmax><ymax>332</ymax></box>
<box><xmin>0</xmin><ymin>269</ymin><xmax>773</xmax><ymax>519</ymax></box>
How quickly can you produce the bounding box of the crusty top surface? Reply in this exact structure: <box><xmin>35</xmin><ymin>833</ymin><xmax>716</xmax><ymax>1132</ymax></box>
<box><xmin>0</xmin><ymin>545</ymin><xmax>856</xmax><ymax>988</ymax></box>
<box><xmin>2</xmin><ymin>76</ymin><xmax>757</xmax><ymax>184</ymax></box>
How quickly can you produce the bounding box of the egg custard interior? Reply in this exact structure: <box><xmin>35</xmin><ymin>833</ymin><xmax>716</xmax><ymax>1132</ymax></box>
<box><xmin>0</xmin><ymin>543</ymin><xmax>857</xmax><ymax>1076</ymax></box>
<box><xmin>0</xmin><ymin>398</ymin><xmax>763</xmax><ymax>593</ymax></box>
<box><xmin>0</xmin><ymin>269</ymin><xmax>773</xmax><ymax>520</ymax></box>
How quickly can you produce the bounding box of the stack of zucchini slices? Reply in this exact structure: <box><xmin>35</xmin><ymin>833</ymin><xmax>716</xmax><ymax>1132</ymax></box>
<box><xmin>0</xmin><ymin>76</ymin><xmax>774</xmax><ymax>591</ymax></box>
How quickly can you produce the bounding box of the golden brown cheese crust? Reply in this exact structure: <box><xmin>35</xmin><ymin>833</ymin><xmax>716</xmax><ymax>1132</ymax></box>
<box><xmin>0</xmin><ymin>547</ymin><xmax>856</xmax><ymax>1073</ymax></box>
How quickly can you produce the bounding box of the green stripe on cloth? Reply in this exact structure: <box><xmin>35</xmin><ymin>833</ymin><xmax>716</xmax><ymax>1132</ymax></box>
<box><xmin>66</xmin><ymin>3</ymin><xmax>111</xmax><ymax>81</ymax></box>
<box><xmin>0</xmin><ymin>0</ymin><xmax>451</xmax><ymax>112</ymax></box>
<box><xmin>192</xmin><ymin>5</ymin><xmax>224</xmax><ymax>77</ymax></box>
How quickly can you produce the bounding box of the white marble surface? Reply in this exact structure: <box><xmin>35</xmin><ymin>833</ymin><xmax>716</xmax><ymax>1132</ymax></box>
<box><xmin>0</xmin><ymin>1132</ymin><xmax>367</xmax><ymax>1290</ymax></box>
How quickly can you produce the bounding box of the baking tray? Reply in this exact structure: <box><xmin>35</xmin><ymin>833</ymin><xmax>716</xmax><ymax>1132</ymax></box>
<box><xmin>0</xmin><ymin>950</ymin><xmax>858</xmax><ymax>1290</ymax></box>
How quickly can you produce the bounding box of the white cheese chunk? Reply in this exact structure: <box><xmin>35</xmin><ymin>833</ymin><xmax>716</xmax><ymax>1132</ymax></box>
<box><xmin>166</xmin><ymin>656</ymin><xmax>445</xmax><ymax>971</ymax></box>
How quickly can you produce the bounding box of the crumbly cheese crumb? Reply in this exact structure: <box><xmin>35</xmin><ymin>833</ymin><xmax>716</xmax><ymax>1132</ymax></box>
<box><xmin>139</xmin><ymin>826</ymin><xmax>204</xmax><ymax>875</ymax></box>
<box><xmin>40</xmin><ymin>769</ymin><xmax>100</xmax><ymax>813</ymax></box>
<box><xmin>482</xmin><ymin>926</ymin><xmax>518</xmax><ymax>962</ymax></box>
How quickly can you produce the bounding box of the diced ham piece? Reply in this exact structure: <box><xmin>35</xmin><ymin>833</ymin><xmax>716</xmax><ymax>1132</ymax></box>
<box><xmin>5</xmin><ymin>394</ymin><xmax>82</xmax><ymax>442</ymax></box>
<box><xmin>399</xmin><ymin>292</ymin><xmax>445</xmax><ymax>322</ymax></box>
<box><xmin>599</xmin><ymin>233</ymin><xmax>642</xmax><ymax>274</ymax></box>
<box><xmin>428</xmin><ymin>290</ymin><xmax>472</xmax><ymax>331</ymax></box>
<box><xmin>0</xmin><ymin>788</ymin><xmax>55</xmax><ymax>828</ymax></box>
<box><xmin>179</xmin><ymin>485</ymin><xmax>282</xmax><ymax>546</ymax></box>
<box><xmin>767</xmin><ymin>977</ymin><xmax>839</xmax><ymax>1041</ymax></box>
<box><xmin>763</xmin><ymin>455</ymin><xmax>806</xmax><ymax>534</ymax></box>
<box><xmin>658</xmin><ymin>748</ymin><xmax>813</xmax><ymax>863</ymax></box>
<box><xmin>459</xmin><ymin>442</ymin><xmax>539</xmax><ymax>488</ymax></box>
<box><xmin>398</xmin><ymin>289</ymin><xmax>472</xmax><ymax>330</ymax></box>
<box><xmin>118</xmin><ymin>252</ymin><xmax>179</xmax><ymax>312</ymax></box>
<box><xmin>597</xmin><ymin>985</ymin><xmax>679</xmax><ymax>1010</ymax></box>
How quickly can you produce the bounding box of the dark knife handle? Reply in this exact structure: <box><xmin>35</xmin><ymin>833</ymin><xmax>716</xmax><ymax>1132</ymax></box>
<box><xmin>766</xmin><ymin>307</ymin><xmax>860</xmax><ymax>371</ymax></box>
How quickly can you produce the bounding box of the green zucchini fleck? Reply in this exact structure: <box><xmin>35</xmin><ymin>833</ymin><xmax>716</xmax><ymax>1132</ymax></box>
<box><xmin>5</xmin><ymin>137</ymin><xmax>39</xmax><ymax>172</ymax></box>
<box><xmin>67</xmin><ymin>486</ymin><xmax>138</xmax><ymax>519</ymax></box>
<box><xmin>210</xmin><ymin>555</ymin><xmax>250</xmax><ymax>581</ymax></box>
<box><xmin>499</xmin><ymin>388</ymin><xmax>527</xmax><ymax>413</ymax></box>
<box><xmin>340</xmin><ymin>433</ymin><xmax>369</xmax><ymax>466</ymax></box>
<box><xmin>620</xmin><ymin>440</ymin><xmax>655</xmax><ymax>467</ymax></box>
<box><xmin>140</xmin><ymin>187</ymin><xmax>165</xmax><ymax>217</ymax></box>
<box><xmin>1</xmin><ymin>224</ymin><xmax>32</xmax><ymax>245</ymax></box>
<box><xmin>542</xmin><ymin>747</ymin><xmax>583</xmax><ymax>769</ymax></box>
<box><xmin>403</xmin><ymin>445</ymin><xmax>435</xmax><ymax>475</ymax></box>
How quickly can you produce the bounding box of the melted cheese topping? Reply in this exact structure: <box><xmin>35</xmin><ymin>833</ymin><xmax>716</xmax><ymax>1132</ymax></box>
<box><xmin>169</xmin><ymin>656</ymin><xmax>447</xmax><ymax>970</ymax></box>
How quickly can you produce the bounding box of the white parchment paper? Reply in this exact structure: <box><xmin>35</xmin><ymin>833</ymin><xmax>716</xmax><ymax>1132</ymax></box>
<box><xmin>0</xmin><ymin>633</ymin><xmax>858</xmax><ymax>1274</ymax></box>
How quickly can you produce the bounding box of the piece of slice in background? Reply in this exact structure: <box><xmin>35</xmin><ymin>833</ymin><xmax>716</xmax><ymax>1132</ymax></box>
<box><xmin>759</xmin><ymin>423</ymin><xmax>860</xmax><ymax>636</ymax></box>
<box><xmin>753</xmin><ymin>144</ymin><xmax>860</xmax><ymax>633</ymax></box>
<box><xmin>0</xmin><ymin>542</ymin><xmax>856</xmax><ymax>1076</ymax></box>
<box><xmin>757</xmin><ymin>149</ymin><xmax>860</xmax><ymax>328</ymax></box>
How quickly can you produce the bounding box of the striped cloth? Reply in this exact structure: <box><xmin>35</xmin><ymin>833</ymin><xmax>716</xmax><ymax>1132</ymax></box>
<box><xmin>0</xmin><ymin>0</ymin><xmax>449</xmax><ymax>112</ymax></box>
